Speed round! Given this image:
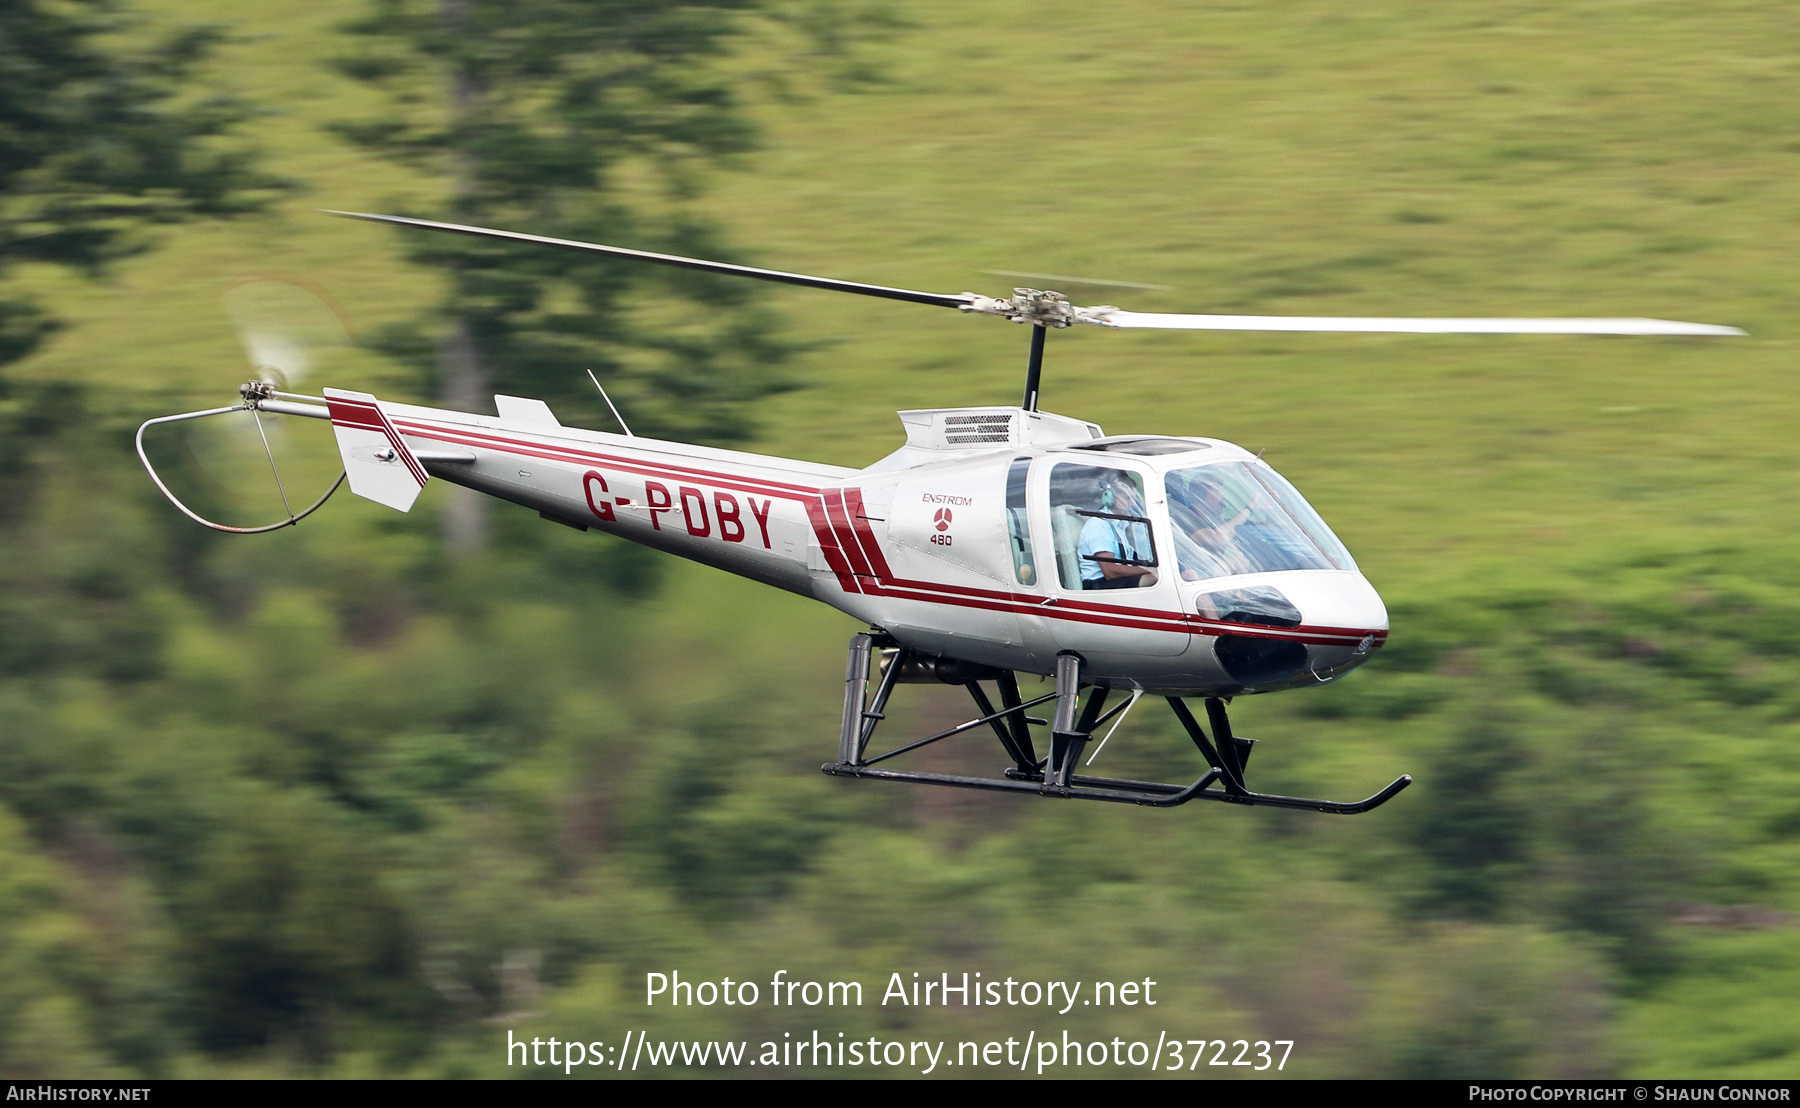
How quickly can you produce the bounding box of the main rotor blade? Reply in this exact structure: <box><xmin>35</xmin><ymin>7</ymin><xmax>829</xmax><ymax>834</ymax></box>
<box><xmin>1086</xmin><ymin>310</ymin><xmax>1746</xmax><ymax>336</ymax></box>
<box><xmin>326</xmin><ymin>211</ymin><xmax>1746</xmax><ymax>338</ymax></box>
<box><xmin>323</xmin><ymin>210</ymin><xmax>976</xmax><ymax>311</ymax></box>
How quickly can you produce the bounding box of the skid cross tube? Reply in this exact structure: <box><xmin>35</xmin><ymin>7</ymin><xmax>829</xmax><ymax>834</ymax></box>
<box><xmin>823</xmin><ymin>633</ymin><xmax>1411</xmax><ymax>813</ymax></box>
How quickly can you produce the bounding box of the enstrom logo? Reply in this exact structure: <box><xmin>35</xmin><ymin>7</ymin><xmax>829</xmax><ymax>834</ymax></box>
<box><xmin>930</xmin><ymin>507</ymin><xmax>953</xmax><ymax>546</ymax></box>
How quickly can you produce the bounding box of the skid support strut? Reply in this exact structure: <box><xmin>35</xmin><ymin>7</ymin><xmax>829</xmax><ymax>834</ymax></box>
<box><xmin>838</xmin><ymin>632</ymin><xmax>876</xmax><ymax>765</ymax></box>
<box><xmin>821</xmin><ymin>633</ymin><xmax>1411</xmax><ymax>813</ymax></box>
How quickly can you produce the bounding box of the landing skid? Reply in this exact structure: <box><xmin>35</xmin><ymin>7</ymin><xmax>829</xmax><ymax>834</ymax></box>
<box><xmin>820</xmin><ymin>632</ymin><xmax>1411</xmax><ymax>813</ymax></box>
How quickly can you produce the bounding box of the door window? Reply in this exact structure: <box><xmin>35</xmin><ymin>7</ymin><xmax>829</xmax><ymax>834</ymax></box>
<box><xmin>1048</xmin><ymin>463</ymin><xmax>1158</xmax><ymax>591</ymax></box>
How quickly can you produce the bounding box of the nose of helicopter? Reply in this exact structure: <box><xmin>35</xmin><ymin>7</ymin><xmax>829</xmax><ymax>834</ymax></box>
<box><xmin>1197</xmin><ymin>571</ymin><xmax>1388</xmax><ymax>690</ymax></box>
<box><xmin>1287</xmin><ymin>570</ymin><xmax>1388</xmax><ymax>675</ymax></box>
<box><xmin>1275</xmin><ymin>570</ymin><xmax>1388</xmax><ymax>632</ymax></box>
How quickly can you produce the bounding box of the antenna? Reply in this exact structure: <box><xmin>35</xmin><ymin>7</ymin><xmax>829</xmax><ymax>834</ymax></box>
<box><xmin>585</xmin><ymin>369</ymin><xmax>634</xmax><ymax>436</ymax></box>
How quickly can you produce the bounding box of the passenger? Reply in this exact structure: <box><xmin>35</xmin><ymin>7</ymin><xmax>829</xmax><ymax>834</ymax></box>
<box><xmin>1173</xmin><ymin>473</ymin><xmax>1254</xmax><ymax>580</ymax></box>
<box><xmin>1079</xmin><ymin>473</ymin><xmax>1159</xmax><ymax>590</ymax></box>
<box><xmin>1166</xmin><ymin>463</ymin><xmax>1347</xmax><ymax>579</ymax></box>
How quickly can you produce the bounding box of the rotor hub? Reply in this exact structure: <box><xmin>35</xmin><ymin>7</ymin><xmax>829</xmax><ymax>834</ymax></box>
<box><xmin>961</xmin><ymin>288</ymin><xmax>1117</xmax><ymax>328</ymax></box>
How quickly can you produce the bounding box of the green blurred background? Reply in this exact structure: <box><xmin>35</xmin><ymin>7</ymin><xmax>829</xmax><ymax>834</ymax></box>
<box><xmin>3</xmin><ymin>0</ymin><xmax>1799</xmax><ymax>1078</ymax></box>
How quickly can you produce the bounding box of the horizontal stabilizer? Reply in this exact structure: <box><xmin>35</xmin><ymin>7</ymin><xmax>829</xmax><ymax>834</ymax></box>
<box><xmin>494</xmin><ymin>394</ymin><xmax>561</xmax><ymax>426</ymax></box>
<box><xmin>323</xmin><ymin>387</ymin><xmax>428</xmax><ymax>511</ymax></box>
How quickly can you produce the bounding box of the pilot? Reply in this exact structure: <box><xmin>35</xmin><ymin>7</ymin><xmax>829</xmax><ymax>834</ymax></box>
<box><xmin>1079</xmin><ymin>473</ymin><xmax>1159</xmax><ymax>589</ymax></box>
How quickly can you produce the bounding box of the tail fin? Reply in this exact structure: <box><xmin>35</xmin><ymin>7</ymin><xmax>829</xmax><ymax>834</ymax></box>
<box><xmin>323</xmin><ymin>387</ymin><xmax>428</xmax><ymax>511</ymax></box>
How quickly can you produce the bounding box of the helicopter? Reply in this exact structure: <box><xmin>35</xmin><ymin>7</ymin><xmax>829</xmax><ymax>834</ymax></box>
<box><xmin>135</xmin><ymin>211</ymin><xmax>1745</xmax><ymax>813</ymax></box>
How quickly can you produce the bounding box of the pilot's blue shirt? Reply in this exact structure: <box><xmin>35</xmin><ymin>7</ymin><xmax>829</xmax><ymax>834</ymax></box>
<box><xmin>1078</xmin><ymin>515</ymin><xmax>1141</xmax><ymax>583</ymax></box>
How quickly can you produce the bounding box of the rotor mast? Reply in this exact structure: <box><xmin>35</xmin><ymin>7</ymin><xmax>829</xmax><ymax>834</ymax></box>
<box><xmin>963</xmin><ymin>287</ymin><xmax>1091</xmax><ymax>413</ymax></box>
<box><xmin>1023</xmin><ymin>324</ymin><xmax>1046</xmax><ymax>412</ymax></box>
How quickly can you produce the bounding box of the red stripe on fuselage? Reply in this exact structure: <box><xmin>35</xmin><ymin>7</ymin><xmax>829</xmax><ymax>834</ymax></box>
<box><xmin>394</xmin><ymin>422</ymin><xmax>817</xmax><ymax>503</ymax></box>
<box><xmin>844</xmin><ymin>488</ymin><xmax>894</xmax><ymax>580</ymax></box>
<box><xmin>802</xmin><ymin>497</ymin><xmax>861</xmax><ymax>591</ymax></box>
<box><xmin>824</xmin><ymin>490</ymin><xmax>876</xmax><ymax>581</ymax></box>
<box><xmin>385</xmin><ymin>414</ymin><xmax>1385</xmax><ymax>647</ymax></box>
<box><xmin>391</xmin><ymin>418</ymin><xmax>822</xmax><ymax>497</ymax></box>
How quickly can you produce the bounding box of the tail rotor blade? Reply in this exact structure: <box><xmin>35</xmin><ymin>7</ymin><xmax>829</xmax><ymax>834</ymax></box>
<box><xmin>163</xmin><ymin>279</ymin><xmax>355</xmax><ymax>518</ymax></box>
<box><xmin>222</xmin><ymin>278</ymin><xmax>355</xmax><ymax>389</ymax></box>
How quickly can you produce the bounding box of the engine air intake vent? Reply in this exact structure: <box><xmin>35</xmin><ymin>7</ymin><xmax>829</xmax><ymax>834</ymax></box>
<box><xmin>894</xmin><ymin>407</ymin><xmax>1104</xmax><ymax>454</ymax></box>
<box><xmin>943</xmin><ymin>413</ymin><xmax>1014</xmax><ymax>444</ymax></box>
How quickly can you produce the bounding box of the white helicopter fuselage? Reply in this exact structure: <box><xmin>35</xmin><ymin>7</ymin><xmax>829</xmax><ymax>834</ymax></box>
<box><xmin>318</xmin><ymin>389</ymin><xmax>1387</xmax><ymax>697</ymax></box>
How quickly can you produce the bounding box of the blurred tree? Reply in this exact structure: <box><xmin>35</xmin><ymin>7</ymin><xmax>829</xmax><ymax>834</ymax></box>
<box><xmin>644</xmin><ymin>733</ymin><xmax>840</xmax><ymax>918</ymax></box>
<box><xmin>333</xmin><ymin>0</ymin><xmax>805</xmax><ymax>551</ymax></box>
<box><xmin>0</xmin><ymin>0</ymin><xmax>284</xmax><ymax>368</ymax></box>
<box><xmin>1405</xmin><ymin>706</ymin><xmax>1532</xmax><ymax>919</ymax></box>
<box><xmin>0</xmin><ymin>809</ymin><xmax>113</xmax><ymax>1078</ymax></box>
<box><xmin>1358</xmin><ymin>924</ymin><xmax>1613</xmax><ymax>1078</ymax></box>
<box><xmin>0</xmin><ymin>0</ymin><xmax>284</xmax><ymax>733</ymax></box>
<box><xmin>173</xmin><ymin>788</ymin><xmax>427</xmax><ymax>1059</ymax></box>
<box><xmin>0</xmin><ymin>0</ymin><xmax>284</xmax><ymax>528</ymax></box>
<box><xmin>0</xmin><ymin>4</ymin><xmax>296</xmax><ymax>1073</ymax></box>
<box><xmin>1530</xmin><ymin>715</ymin><xmax>1686</xmax><ymax>977</ymax></box>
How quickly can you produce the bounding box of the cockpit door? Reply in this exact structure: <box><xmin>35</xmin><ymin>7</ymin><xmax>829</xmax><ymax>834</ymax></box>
<box><xmin>1039</xmin><ymin>460</ymin><xmax>1189</xmax><ymax>657</ymax></box>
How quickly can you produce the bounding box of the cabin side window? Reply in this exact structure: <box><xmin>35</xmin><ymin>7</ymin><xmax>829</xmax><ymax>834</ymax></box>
<box><xmin>1048</xmin><ymin>463</ymin><xmax>1157</xmax><ymax>591</ymax></box>
<box><xmin>1005</xmin><ymin>457</ymin><xmax>1038</xmax><ymax>586</ymax></box>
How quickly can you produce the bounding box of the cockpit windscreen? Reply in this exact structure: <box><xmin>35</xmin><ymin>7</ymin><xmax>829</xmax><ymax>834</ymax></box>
<box><xmin>1165</xmin><ymin>462</ymin><xmax>1356</xmax><ymax>580</ymax></box>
